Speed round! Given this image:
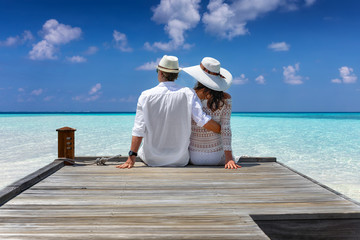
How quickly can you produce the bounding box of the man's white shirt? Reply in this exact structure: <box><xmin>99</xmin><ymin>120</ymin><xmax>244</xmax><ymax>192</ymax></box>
<box><xmin>132</xmin><ymin>81</ymin><xmax>211</xmax><ymax>166</ymax></box>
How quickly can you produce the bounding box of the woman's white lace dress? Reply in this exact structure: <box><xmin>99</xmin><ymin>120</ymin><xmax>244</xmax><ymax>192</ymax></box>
<box><xmin>189</xmin><ymin>98</ymin><xmax>232</xmax><ymax>165</ymax></box>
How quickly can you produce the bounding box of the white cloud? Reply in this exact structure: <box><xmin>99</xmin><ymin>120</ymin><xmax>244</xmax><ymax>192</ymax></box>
<box><xmin>233</xmin><ymin>74</ymin><xmax>249</xmax><ymax>85</ymax></box>
<box><xmin>283</xmin><ymin>63</ymin><xmax>304</xmax><ymax>85</ymax></box>
<box><xmin>73</xmin><ymin>83</ymin><xmax>102</xmax><ymax>102</ymax></box>
<box><xmin>0</xmin><ymin>36</ymin><xmax>19</xmax><ymax>47</ymax></box>
<box><xmin>119</xmin><ymin>96</ymin><xmax>137</xmax><ymax>102</ymax></box>
<box><xmin>0</xmin><ymin>30</ymin><xmax>34</xmax><ymax>47</ymax></box>
<box><xmin>110</xmin><ymin>96</ymin><xmax>137</xmax><ymax>103</ymax></box>
<box><xmin>29</xmin><ymin>19</ymin><xmax>82</xmax><ymax>60</ymax></box>
<box><xmin>136</xmin><ymin>58</ymin><xmax>161</xmax><ymax>70</ymax></box>
<box><xmin>255</xmin><ymin>75</ymin><xmax>266</xmax><ymax>84</ymax></box>
<box><xmin>268</xmin><ymin>41</ymin><xmax>290</xmax><ymax>51</ymax></box>
<box><xmin>145</xmin><ymin>0</ymin><xmax>201</xmax><ymax>51</ymax></box>
<box><xmin>22</xmin><ymin>30</ymin><xmax>34</xmax><ymax>42</ymax></box>
<box><xmin>89</xmin><ymin>83</ymin><xmax>101</xmax><ymax>95</ymax></box>
<box><xmin>67</xmin><ymin>55</ymin><xmax>87</xmax><ymax>63</ymax></box>
<box><xmin>203</xmin><ymin>0</ymin><xmax>247</xmax><ymax>40</ymax></box>
<box><xmin>305</xmin><ymin>0</ymin><xmax>316</xmax><ymax>6</ymax></box>
<box><xmin>85</xmin><ymin>95</ymin><xmax>100</xmax><ymax>101</ymax></box>
<box><xmin>203</xmin><ymin>0</ymin><xmax>313</xmax><ymax>40</ymax></box>
<box><xmin>144</xmin><ymin>42</ymin><xmax>153</xmax><ymax>51</ymax></box>
<box><xmin>331</xmin><ymin>78</ymin><xmax>342</xmax><ymax>84</ymax></box>
<box><xmin>339</xmin><ymin>66</ymin><xmax>357</xmax><ymax>83</ymax></box>
<box><xmin>29</xmin><ymin>40</ymin><xmax>58</xmax><ymax>60</ymax></box>
<box><xmin>113</xmin><ymin>30</ymin><xmax>132</xmax><ymax>52</ymax></box>
<box><xmin>84</xmin><ymin>46</ymin><xmax>98</xmax><ymax>55</ymax></box>
<box><xmin>31</xmin><ymin>88</ymin><xmax>43</xmax><ymax>96</ymax></box>
<box><xmin>43</xmin><ymin>96</ymin><xmax>54</xmax><ymax>101</ymax></box>
<box><xmin>18</xmin><ymin>88</ymin><xmax>25</xmax><ymax>92</ymax></box>
<box><xmin>42</xmin><ymin>19</ymin><xmax>82</xmax><ymax>45</ymax></box>
<box><xmin>331</xmin><ymin>66</ymin><xmax>357</xmax><ymax>84</ymax></box>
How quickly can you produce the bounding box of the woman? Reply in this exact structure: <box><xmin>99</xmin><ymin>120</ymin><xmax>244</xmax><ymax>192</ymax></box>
<box><xmin>183</xmin><ymin>57</ymin><xmax>240</xmax><ymax>169</ymax></box>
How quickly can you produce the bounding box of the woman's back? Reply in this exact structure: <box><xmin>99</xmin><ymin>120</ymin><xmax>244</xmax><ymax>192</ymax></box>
<box><xmin>183</xmin><ymin>57</ymin><xmax>239</xmax><ymax>168</ymax></box>
<box><xmin>189</xmin><ymin>89</ymin><xmax>232</xmax><ymax>165</ymax></box>
<box><xmin>189</xmin><ymin>98</ymin><xmax>232</xmax><ymax>153</ymax></box>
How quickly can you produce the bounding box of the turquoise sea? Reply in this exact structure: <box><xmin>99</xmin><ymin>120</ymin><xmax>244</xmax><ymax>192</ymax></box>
<box><xmin>0</xmin><ymin>113</ymin><xmax>359</xmax><ymax>202</ymax></box>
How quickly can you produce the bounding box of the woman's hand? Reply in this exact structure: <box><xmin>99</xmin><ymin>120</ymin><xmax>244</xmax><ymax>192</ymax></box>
<box><xmin>224</xmin><ymin>151</ymin><xmax>240</xmax><ymax>169</ymax></box>
<box><xmin>225</xmin><ymin>160</ymin><xmax>241</xmax><ymax>169</ymax></box>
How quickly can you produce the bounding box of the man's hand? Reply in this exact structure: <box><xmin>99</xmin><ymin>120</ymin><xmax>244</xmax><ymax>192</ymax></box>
<box><xmin>203</xmin><ymin>119</ymin><xmax>221</xmax><ymax>134</ymax></box>
<box><xmin>225</xmin><ymin>160</ymin><xmax>241</xmax><ymax>169</ymax></box>
<box><xmin>116</xmin><ymin>156</ymin><xmax>136</xmax><ymax>169</ymax></box>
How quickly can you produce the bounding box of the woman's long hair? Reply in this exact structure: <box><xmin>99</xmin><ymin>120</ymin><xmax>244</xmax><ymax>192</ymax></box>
<box><xmin>194</xmin><ymin>82</ymin><xmax>225</xmax><ymax>112</ymax></box>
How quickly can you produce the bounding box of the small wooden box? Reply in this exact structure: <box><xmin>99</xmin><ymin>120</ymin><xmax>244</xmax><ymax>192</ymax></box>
<box><xmin>56</xmin><ymin>127</ymin><xmax>76</xmax><ymax>159</ymax></box>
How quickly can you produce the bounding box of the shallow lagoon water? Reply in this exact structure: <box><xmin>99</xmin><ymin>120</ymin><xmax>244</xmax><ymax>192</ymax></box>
<box><xmin>0</xmin><ymin>113</ymin><xmax>359</xmax><ymax>202</ymax></box>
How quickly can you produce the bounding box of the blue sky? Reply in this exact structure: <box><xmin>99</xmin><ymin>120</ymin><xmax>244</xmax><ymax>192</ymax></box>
<box><xmin>1</xmin><ymin>0</ymin><xmax>359</xmax><ymax>112</ymax></box>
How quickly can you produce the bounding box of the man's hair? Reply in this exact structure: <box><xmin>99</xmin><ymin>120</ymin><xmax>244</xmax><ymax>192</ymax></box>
<box><xmin>161</xmin><ymin>71</ymin><xmax>178</xmax><ymax>82</ymax></box>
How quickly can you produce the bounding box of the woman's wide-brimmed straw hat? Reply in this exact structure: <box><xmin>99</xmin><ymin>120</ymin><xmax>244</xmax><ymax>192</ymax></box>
<box><xmin>157</xmin><ymin>55</ymin><xmax>181</xmax><ymax>73</ymax></box>
<box><xmin>183</xmin><ymin>57</ymin><xmax>232</xmax><ymax>91</ymax></box>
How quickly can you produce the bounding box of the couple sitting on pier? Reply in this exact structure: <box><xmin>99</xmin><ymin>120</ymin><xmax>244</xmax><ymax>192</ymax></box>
<box><xmin>116</xmin><ymin>55</ymin><xmax>240</xmax><ymax>169</ymax></box>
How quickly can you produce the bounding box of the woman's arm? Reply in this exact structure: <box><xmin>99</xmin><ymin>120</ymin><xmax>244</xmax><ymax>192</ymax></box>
<box><xmin>220</xmin><ymin>95</ymin><xmax>241</xmax><ymax>169</ymax></box>
<box><xmin>224</xmin><ymin>151</ymin><xmax>240</xmax><ymax>169</ymax></box>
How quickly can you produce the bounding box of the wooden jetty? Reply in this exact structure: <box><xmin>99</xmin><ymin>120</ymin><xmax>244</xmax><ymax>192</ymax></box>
<box><xmin>0</xmin><ymin>128</ymin><xmax>359</xmax><ymax>239</ymax></box>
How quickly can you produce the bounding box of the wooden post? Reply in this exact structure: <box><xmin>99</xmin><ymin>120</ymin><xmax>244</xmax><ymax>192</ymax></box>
<box><xmin>56</xmin><ymin>127</ymin><xmax>76</xmax><ymax>160</ymax></box>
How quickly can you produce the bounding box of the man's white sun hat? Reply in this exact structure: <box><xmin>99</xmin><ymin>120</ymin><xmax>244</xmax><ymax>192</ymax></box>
<box><xmin>182</xmin><ymin>57</ymin><xmax>232</xmax><ymax>91</ymax></box>
<box><xmin>157</xmin><ymin>55</ymin><xmax>181</xmax><ymax>73</ymax></box>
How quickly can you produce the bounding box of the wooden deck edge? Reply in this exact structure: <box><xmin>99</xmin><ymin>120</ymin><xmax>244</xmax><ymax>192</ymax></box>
<box><xmin>277</xmin><ymin>161</ymin><xmax>360</xmax><ymax>207</ymax></box>
<box><xmin>74</xmin><ymin>156</ymin><xmax>277</xmax><ymax>163</ymax></box>
<box><xmin>238</xmin><ymin>156</ymin><xmax>276</xmax><ymax>162</ymax></box>
<box><xmin>0</xmin><ymin>159</ymin><xmax>65</xmax><ymax>207</ymax></box>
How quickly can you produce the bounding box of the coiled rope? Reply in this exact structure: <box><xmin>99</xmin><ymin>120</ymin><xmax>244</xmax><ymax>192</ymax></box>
<box><xmin>95</xmin><ymin>154</ymin><xmax>122</xmax><ymax>165</ymax></box>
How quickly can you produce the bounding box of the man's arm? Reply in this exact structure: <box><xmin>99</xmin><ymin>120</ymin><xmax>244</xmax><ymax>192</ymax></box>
<box><xmin>191</xmin><ymin>92</ymin><xmax>221</xmax><ymax>134</ymax></box>
<box><xmin>117</xmin><ymin>94</ymin><xmax>145</xmax><ymax>169</ymax></box>
<box><xmin>116</xmin><ymin>136</ymin><xmax>143</xmax><ymax>169</ymax></box>
<box><xmin>203</xmin><ymin>119</ymin><xmax>221</xmax><ymax>133</ymax></box>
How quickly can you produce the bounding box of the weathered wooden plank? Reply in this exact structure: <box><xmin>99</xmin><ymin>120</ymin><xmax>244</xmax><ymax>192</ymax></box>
<box><xmin>0</xmin><ymin>160</ymin><xmax>64</xmax><ymax>206</ymax></box>
<box><xmin>0</xmin><ymin>233</ymin><xmax>268</xmax><ymax>240</ymax></box>
<box><xmin>0</xmin><ymin>213</ymin><xmax>269</xmax><ymax>239</ymax></box>
<box><xmin>0</xmin><ymin>158</ymin><xmax>359</xmax><ymax>239</ymax></box>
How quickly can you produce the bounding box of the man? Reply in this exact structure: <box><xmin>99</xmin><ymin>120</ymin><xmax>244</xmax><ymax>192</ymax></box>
<box><xmin>116</xmin><ymin>55</ymin><xmax>220</xmax><ymax>169</ymax></box>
